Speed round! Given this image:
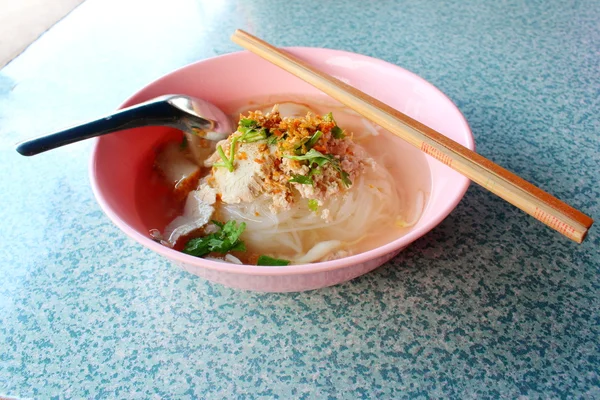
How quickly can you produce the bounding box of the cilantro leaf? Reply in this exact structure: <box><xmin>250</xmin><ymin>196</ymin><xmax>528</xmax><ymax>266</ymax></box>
<box><xmin>283</xmin><ymin>148</ymin><xmax>330</xmax><ymax>163</ymax></box>
<box><xmin>289</xmin><ymin>174</ymin><xmax>314</xmax><ymax>185</ymax></box>
<box><xmin>339</xmin><ymin>170</ymin><xmax>352</xmax><ymax>187</ymax></box>
<box><xmin>239</xmin><ymin>118</ymin><xmax>258</xmax><ymax>128</ymax></box>
<box><xmin>230</xmin><ymin>241</ymin><xmax>247</xmax><ymax>252</ymax></box>
<box><xmin>322</xmin><ymin>112</ymin><xmax>345</xmax><ymax>139</ymax></box>
<box><xmin>331</xmin><ymin>126</ymin><xmax>345</xmax><ymax>139</ymax></box>
<box><xmin>284</xmin><ymin>149</ymin><xmax>351</xmax><ymax>187</ymax></box>
<box><xmin>257</xmin><ymin>255</ymin><xmax>291</xmax><ymax>266</ymax></box>
<box><xmin>183</xmin><ymin>220</ymin><xmax>247</xmax><ymax>257</ymax></box>
<box><xmin>182</xmin><ymin>237</ymin><xmax>211</xmax><ymax>257</ymax></box>
<box><xmin>220</xmin><ymin>220</ymin><xmax>246</xmax><ymax>244</ymax></box>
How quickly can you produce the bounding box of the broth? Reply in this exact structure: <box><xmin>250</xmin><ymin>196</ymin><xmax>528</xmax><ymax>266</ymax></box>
<box><xmin>134</xmin><ymin>95</ymin><xmax>432</xmax><ymax>262</ymax></box>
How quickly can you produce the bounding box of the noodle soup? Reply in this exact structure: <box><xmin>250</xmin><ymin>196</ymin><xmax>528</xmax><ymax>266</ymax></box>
<box><xmin>135</xmin><ymin>96</ymin><xmax>432</xmax><ymax>265</ymax></box>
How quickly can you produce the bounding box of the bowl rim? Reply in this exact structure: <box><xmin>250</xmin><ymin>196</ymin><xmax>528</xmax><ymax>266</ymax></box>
<box><xmin>89</xmin><ymin>46</ymin><xmax>475</xmax><ymax>276</ymax></box>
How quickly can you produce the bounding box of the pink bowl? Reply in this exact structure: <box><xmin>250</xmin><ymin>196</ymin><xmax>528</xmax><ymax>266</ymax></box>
<box><xmin>90</xmin><ymin>48</ymin><xmax>475</xmax><ymax>292</ymax></box>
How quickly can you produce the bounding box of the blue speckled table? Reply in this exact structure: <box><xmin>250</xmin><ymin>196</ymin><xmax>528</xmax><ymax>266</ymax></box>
<box><xmin>1</xmin><ymin>0</ymin><xmax>599</xmax><ymax>398</ymax></box>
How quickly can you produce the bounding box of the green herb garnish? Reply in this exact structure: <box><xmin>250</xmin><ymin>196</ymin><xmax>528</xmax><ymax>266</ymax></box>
<box><xmin>331</xmin><ymin>126</ymin><xmax>345</xmax><ymax>139</ymax></box>
<box><xmin>183</xmin><ymin>220</ymin><xmax>246</xmax><ymax>257</ymax></box>
<box><xmin>289</xmin><ymin>174</ymin><xmax>314</xmax><ymax>185</ymax></box>
<box><xmin>339</xmin><ymin>170</ymin><xmax>352</xmax><ymax>187</ymax></box>
<box><xmin>306</xmin><ymin>130</ymin><xmax>323</xmax><ymax>149</ymax></box>
<box><xmin>283</xmin><ymin>148</ymin><xmax>331</xmax><ymax>165</ymax></box>
<box><xmin>239</xmin><ymin>127</ymin><xmax>268</xmax><ymax>142</ymax></box>
<box><xmin>239</xmin><ymin>118</ymin><xmax>258</xmax><ymax>128</ymax></box>
<box><xmin>308</xmin><ymin>199</ymin><xmax>319</xmax><ymax>212</ymax></box>
<box><xmin>292</xmin><ymin>137</ymin><xmax>311</xmax><ymax>155</ymax></box>
<box><xmin>212</xmin><ymin>136</ymin><xmax>239</xmax><ymax>172</ymax></box>
<box><xmin>267</xmin><ymin>135</ymin><xmax>279</xmax><ymax>146</ymax></box>
<box><xmin>257</xmin><ymin>255</ymin><xmax>291</xmax><ymax>266</ymax></box>
<box><xmin>284</xmin><ymin>149</ymin><xmax>351</xmax><ymax>187</ymax></box>
<box><xmin>323</xmin><ymin>112</ymin><xmax>345</xmax><ymax>139</ymax></box>
<box><xmin>238</xmin><ymin>118</ymin><xmax>270</xmax><ymax>143</ymax></box>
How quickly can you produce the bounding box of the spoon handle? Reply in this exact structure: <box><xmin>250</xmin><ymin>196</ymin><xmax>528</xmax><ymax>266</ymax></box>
<box><xmin>16</xmin><ymin>99</ymin><xmax>179</xmax><ymax>156</ymax></box>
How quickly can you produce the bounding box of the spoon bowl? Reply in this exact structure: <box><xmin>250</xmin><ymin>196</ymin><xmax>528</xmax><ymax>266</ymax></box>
<box><xmin>16</xmin><ymin>94</ymin><xmax>233</xmax><ymax>156</ymax></box>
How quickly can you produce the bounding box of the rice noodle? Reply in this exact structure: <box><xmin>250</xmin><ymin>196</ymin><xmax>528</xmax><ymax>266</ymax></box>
<box><xmin>154</xmin><ymin>100</ymin><xmax>431</xmax><ymax>264</ymax></box>
<box><xmin>295</xmin><ymin>241</ymin><xmax>343</xmax><ymax>264</ymax></box>
<box><xmin>215</xmin><ymin>142</ymin><xmax>406</xmax><ymax>262</ymax></box>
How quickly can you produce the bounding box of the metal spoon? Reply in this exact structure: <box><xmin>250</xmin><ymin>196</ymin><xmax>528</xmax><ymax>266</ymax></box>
<box><xmin>15</xmin><ymin>94</ymin><xmax>233</xmax><ymax>156</ymax></box>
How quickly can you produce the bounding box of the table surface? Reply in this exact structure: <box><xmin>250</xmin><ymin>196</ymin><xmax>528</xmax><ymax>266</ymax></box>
<box><xmin>1</xmin><ymin>0</ymin><xmax>599</xmax><ymax>398</ymax></box>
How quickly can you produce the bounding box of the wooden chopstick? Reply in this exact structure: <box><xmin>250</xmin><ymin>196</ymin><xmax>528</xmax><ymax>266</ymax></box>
<box><xmin>231</xmin><ymin>29</ymin><xmax>593</xmax><ymax>243</ymax></box>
